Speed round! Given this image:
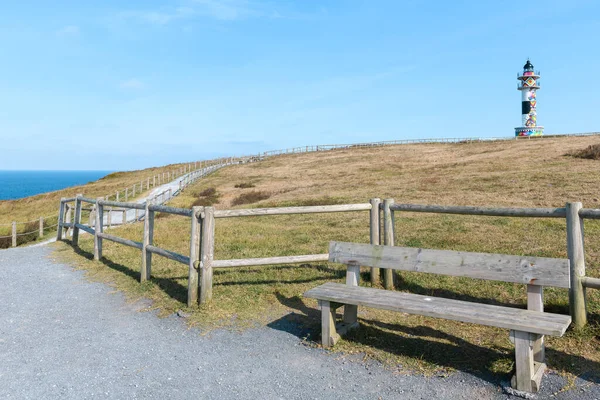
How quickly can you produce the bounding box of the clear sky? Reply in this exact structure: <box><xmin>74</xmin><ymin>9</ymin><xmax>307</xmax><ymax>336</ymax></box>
<box><xmin>1</xmin><ymin>0</ymin><xmax>598</xmax><ymax>170</ymax></box>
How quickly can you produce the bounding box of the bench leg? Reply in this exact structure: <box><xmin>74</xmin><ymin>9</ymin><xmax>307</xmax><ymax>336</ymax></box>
<box><xmin>319</xmin><ymin>300</ymin><xmax>340</xmax><ymax>348</ymax></box>
<box><xmin>511</xmin><ymin>330</ymin><xmax>545</xmax><ymax>393</ymax></box>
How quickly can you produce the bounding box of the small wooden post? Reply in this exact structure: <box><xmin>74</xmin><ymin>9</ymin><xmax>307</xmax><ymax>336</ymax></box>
<box><xmin>343</xmin><ymin>262</ymin><xmax>360</xmax><ymax>324</ymax></box>
<box><xmin>39</xmin><ymin>217</ymin><xmax>44</xmax><ymax>238</ymax></box>
<box><xmin>132</xmin><ymin>184</ymin><xmax>136</xmax><ymax>197</ymax></box>
<box><xmin>527</xmin><ymin>284</ymin><xmax>545</xmax><ymax>362</ymax></box>
<box><xmin>188</xmin><ymin>206</ymin><xmax>203</xmax><ymax>306</ymax></box>
<box><xmin>125</xmin><ymin>187</ymin><xmax>129</xmax><ymax>202</ymax></box>
<box><xmin>168</xmin><ymin>188</ymin><xmax>172</xmax><ymax>199</ymax></box>
<box><xmin>88</xmin><ymin>206</ymin><xmax>95</xmax><ymax>227</ymax></box>
<box><xmin>147</xmin><ymin>177</ymin><xmax>150</xmax><ymax>190</ymax></box>
<box><xmin>11</xmin><ymin>222</ymin><xmax>17</xmax><ymax>247</ymax></box>
<box><xmin>94</xmin><ymin>198</ymin><xmax>104</xmax><ymax>261</ymax></box>
<box><xmin>369</xmin><ymin>198</ymin><xmax>381</xmax><ymax>285</ymax></box>
<box><xmin>140</xmin><ymin>180</ymin><xmax>143</xmax><ymax>192</ymax></box>
<box><xmin>141</xmin><ymin>202</ymin><xmax>154</xmax><ymax>282</ymax></box>
<box><xmin>199</xmin><ymin>206</ymin><xmax>215</xmax><ymax>304</ymax></box>
<box><xmin>122</xmin><ymin>209</ymin><xmax>127</xmax><ymax>225</ymax></box>
<box><xmin>382</xmin><ymin>198</ymin><xmax>395</xmax><ymax>290</ymax></box>
<box><xmin>566</xmin><ymin>202</ymin><xmax>587</xmax><ymax>327</ymax></box>
<box><xmin>57</xmin><ymin>198</ymin><xmax>66</xmax><ymax>241</ymax></box>
<box><xmin>153</xmin><ymin>175</ymin><xmax>156</xmax><ymax>187</ymax></box>
<box><xmin>72</xmin><ymin>194</ymin><xmax>83</xmax><ymax>246</ymax></box>
<box><xmin>116</xmin><ymin>191</ymin><xmax>119</xmax><ymax>201</ymax></box>
<box><xmin>135</xmin><ymin>208</ymin><xmax>139</xmax><ymax>221</ymax></box>
<box><xmin>65</xmin><ymin>204</ymin><xmax>73</xmax><ymax>238</ymax></box>
<box><xmin>107</xmin><ymin>208</ymin><xmax>112</xmax><ymax>228</ymax></box>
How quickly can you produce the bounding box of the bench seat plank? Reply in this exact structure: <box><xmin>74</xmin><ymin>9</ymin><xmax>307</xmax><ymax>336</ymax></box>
<box><xmin>304</xmin><ymin>282</ymin><xmax>571</xmax><ymax>336</ymax></box>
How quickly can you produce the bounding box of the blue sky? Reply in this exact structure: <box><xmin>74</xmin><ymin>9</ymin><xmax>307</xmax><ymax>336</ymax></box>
<box><xmin>1</xmin><ymin>0</ymin><xmax>598</xmax><ymax>170</ymax></box>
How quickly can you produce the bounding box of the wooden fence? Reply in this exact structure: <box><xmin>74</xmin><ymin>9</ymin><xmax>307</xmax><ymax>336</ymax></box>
<box><xmin>57</xmin><ymin>195</ymin><xmax>600</xmax><ymax>328</ymax></box>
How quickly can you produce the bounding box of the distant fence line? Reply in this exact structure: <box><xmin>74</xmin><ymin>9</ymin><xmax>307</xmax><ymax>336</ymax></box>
<box><xmin>57</xmin><ymin>193</ymin><xmax>600</xmax><ymax>328</ymax></box>
<box><xmin>4</xmin><ymin>131</ymin><xmax>600</xmax><ymax>248</ymax></box>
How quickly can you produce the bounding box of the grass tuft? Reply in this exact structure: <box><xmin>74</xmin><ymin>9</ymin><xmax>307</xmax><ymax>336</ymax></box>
<box><xmin>234</xmin><ymin>182</ymin><xmax>256</xmax><ymax>189</ymax></box>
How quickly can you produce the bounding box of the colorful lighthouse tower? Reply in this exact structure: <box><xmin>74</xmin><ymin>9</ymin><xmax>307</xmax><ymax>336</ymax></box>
<box><xmin>515</xmin><ymin>59</ymin><xmax>544</xmax><ymax>137</ymax></box>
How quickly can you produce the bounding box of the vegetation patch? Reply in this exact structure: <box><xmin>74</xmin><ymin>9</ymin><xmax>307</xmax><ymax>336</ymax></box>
<box><xmin>231</xmin><ymin>190</ymin><xmax>271</xmax><ymax>206</ymax></box>
<box><xmin>191</xmin><ymin>187</ymin><xmax>220</xmax><ymax>207</ymax></box>
<box><xmin>566</xmin><ymin>144</ymin><xmax>600</xmax><ymax>160</ymax></box>
<box><xmin>234</xmin><ymin>182</ymin><xmax>256</xmax><ymax>189</ymax></box>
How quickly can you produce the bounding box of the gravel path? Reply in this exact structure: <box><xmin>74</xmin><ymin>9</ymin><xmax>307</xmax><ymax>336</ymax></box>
<box><xmin>0</xmin><ymin>246</ymin><xmax>597</xmax><ymax>399</ymax></box>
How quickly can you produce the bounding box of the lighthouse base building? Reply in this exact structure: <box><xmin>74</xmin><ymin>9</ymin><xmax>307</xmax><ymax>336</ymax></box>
<box><xmin>515</xmin><ymin>59</ymin><xmax>544</xmax><ymax>137</ymax></box>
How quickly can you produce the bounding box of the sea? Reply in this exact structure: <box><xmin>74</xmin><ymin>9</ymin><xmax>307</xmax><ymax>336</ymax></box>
<box><xmin>0</xmin><ymin>170</ymin><xmax>113</xmax><ymax>201</ymax></box>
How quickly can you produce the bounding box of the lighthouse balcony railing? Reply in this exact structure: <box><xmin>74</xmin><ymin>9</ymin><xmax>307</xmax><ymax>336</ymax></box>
<box><xmin>518</xmin><ymin>82</ymin><xmax>541</xmax><ymax>89</ymax></box>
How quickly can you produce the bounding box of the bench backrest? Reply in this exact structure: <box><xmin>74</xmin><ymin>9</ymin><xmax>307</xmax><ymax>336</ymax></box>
<box><xmin>329</xmin><ymin>241</ymin><xmax>570</xmax><ymax>288</ymax></box>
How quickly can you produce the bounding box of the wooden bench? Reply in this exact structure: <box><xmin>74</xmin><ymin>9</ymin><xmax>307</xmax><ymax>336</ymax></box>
<box><xmin>304</xmin><ymin>241</ymin><xmax>572</xmax><ymax>393</ymax></box>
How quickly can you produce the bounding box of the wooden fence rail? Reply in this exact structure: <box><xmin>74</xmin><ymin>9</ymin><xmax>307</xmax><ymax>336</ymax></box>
<box><xmin>57</xmin><ymin>194</ymin><xmax>600</xmax><ymax>328</ymax></box>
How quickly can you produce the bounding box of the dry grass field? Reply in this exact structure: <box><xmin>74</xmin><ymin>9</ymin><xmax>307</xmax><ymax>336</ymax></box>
<box><xmin>54</xmin><ymin>136</ymin><xmax>600</xmax><ymax>385</ymax></box>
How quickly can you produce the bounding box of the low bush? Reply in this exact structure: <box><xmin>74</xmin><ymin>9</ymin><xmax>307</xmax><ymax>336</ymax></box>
<box><xmin>231</xmin><ymin>190</ymin><xmax>271</xmax><ymax>206</ymax></box>
<box><xmin>567</xmin><ymin>144</ymin><xmax>600</xmax><ymax>160</ymax></box>
<box><xmin>234</xmin><ymin>182</ymin><xmax>256</xmax><ymax>189</ymax></box>
<box><xmin>191</xmin><ymin>187</ymin><xmax>220</xmax><ymax>207</ymax></box>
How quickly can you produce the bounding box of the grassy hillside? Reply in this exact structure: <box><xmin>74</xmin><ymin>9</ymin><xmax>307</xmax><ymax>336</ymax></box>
<box><xmin>54</xmin><ymin>136</ymin><xmax>600</xmax><ymax>383</ymax></box>
<box><xmin>0</xmin><ymin>162</ymin><xmax>193</xmax><ymax>246</ymax></box>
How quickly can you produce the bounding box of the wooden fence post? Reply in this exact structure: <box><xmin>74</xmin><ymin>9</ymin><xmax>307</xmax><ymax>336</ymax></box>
<box><xmin>135</xmin><ymin>208</ymin><xmax>139</xmax><ymax>221</ymax></box>
<box><xmin>125</xmin><ymin>187</ymin><xmax>129</xmax><ymax>202</ymax></box>
<box><xmin>94</xmin><ymin>198</ymin><xmax>104</xmax><ymax>261</ymax></box>
<box><xmin>132</xmin><ymin>184</ymin><xmax>136</xmax><ymax>197</ymax></box>
<box><xmin>11</xmin><ymin>222</ymin><xmax>16</xmax><ymax>247</ymax></box>
<box><xmin>153</xmin><ymin>176</ymin><xmax>156</xmax><ymax>187</ymax></box>
<box><xmin>57</xmin><ymin>198</ymin><xmax>66</xmax><ymax>241</ymax></box>
<box><xmin>72</xmin><ymin>194</ymin><xmax>83</xmax><ymax>246</ymax></box>
<box><xmin>566</xmin><ymin>202</ymin><xmax>587</xmax><ymax>328</ymax></box>
<box><xmin>383</xmin><ymin>198</ymin><xmax>395</xmax><ymax>290</ymax></box>
<box><xmin>39</xmin><ymin>217</ymin><xmax>44</xmax><ymax>238</ymax></box>
<box><xmin>369</xmin><ymin>198</ymin><xmax>382</xmax><ymax>285</ymax></box>
<box><xmin>200</xmin><ymin>206</ymin><xmax>215</xmax><ymax>304</ymax></box>
<box><xmin>188</xmin><ymin>206</ymin><xmax>203</xmax><ymax>306</ymax></box>
<box><xmin>88</xmin><ymin>206</ymin><xmax>94</xmax><ymax>227</ymax></box>
<box><xmin>107</xmin><ymin>208</ymin><xmax>112</xmax><ymax>228</ymax></box>
<box><xmin>141</xmin><ymin>202</ymin><xmax>154</xmax><ymax>282</ymax></box>
<box><xmin>66</xmin><ymin>204</ymin><xmax>72</xmax><ymax>238</ymax></box>
<box><xmin>147</xmin><ymin>177</ymin><xmax>150</xmax><ymax>190</ymax></box>
<box><xmin>122</xmin><ymin>209</ymin><xmax>127</xmax><ymax>225</ymax></box>
<box><xmin>116</xmin><ymin>191</ymin><xmax>119</xmax><ymax>201</ymax></box>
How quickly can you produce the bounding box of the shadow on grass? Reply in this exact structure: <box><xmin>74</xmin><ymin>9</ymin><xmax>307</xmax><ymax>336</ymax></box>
<box><xmin>269</xmin><ymin>292</ymin><xmax>600</xmax><ymax>387</ymax></box>
<box><xmin>70</xmin><ymin>245</ymin><xmax>189</xmax><ymax>304</ymax></box>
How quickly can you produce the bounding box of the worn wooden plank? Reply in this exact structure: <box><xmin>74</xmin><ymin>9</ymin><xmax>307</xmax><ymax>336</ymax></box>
<box><xmin>578</xmin><ymin>208</ymin><xmax>600</xmax><ymax>219</ymax></box>
<box><xmin>99</xmin><ymin>200</ymin><xmax>145</xmax><ymax>210</ymax></box>
<box><xmin>212</xmin><ymin>254</ymin><xmax>329</xmax><ymax>268</ymax></box>
<box><xmin>94</xmin><ymin>197</ymin><xmax>103</xmax><ymax>260</ymax></box>
<box><xmin>213</xmin><ymin>203</ymin><xmax>371</xmax><ymax>218</ymax></box>
<box><xmin>390</xmin><ymin>204</ymin><xmax>567</xmax><ymax>218</ymax></box>
<box><xmin>382</xmin><ymin>199</ymin><xmax>395</xmax><ymax>290</ymax></box>
<box><xmin>343</xmin><ymin>263</ymin><xmax>360</xmax><ymax>324</ymax></box>
<box><xmin>329</xmin><ymin>241</ymin><xmax>570</xmax><ymax>288</ymax></box>
<box><xmin>527</xmin><ymin>284</ymin><xmax>545</xmax><ymax>363</ymax></box>
<box><xmin>581</xmin><ymin>277</ymin><xmax>600</xmax><ymax>289</ymax></box>
<box><xmin>74</xmin><ymin>223</ymin><xmax>95</xmax><ymax>235</ymax></box>
<box><xmin>148</xmin><ymin>204</ymin><xmax>193</xmax><ymax>217</ymax></box>
<box><xmin>188</xmin><ymin>206</ymin><xmax>202</xmax><ymax>307</ymax></box>
<box><xmin>141</xmin><ymin>205</ymin><xmax>154</xmax><ymax>282</ymax></box>
<box><xmin>39</xmin><ymin>217</ymin><xmax>44</xmax><ymax>237</ymax></box>
<box><xmin>319</xmin><ymin>300</ymin><xmax>339</xmax><ymax>348</ymax></box>
<box><xmin>72</xmin><ymin>195</ymin><xmax>83</xmax><ymax>246</ymax></box>
<box><xmin>97</xmin><ymin>232</ymin><xmax>143</xmax><ymax>250</ymax></box>
<box><xmin>304</xmin><ymin>283</ymin><xmax>571</xmax><ymax>336</ymax></box>
<box><xmin>146</xmin><ymin>245</ymin><xmax>190</xmax><ymax>265</ymax></box>
<box><xmin>57</xmin><ymin>198</ymin><xmax>66</xmax><ymax>241</ymax></box>
<box><xmin>200</xmin><ymin>207</ymin><xmax>215</xmax><ymax>304</ymax></box>
<box><xmin>369</xmin><ymin>198</ymin><xmax>381</xmax><ymax>285</ymax></box>
<box><xmin>567</xmin><ymin>202</ymin><xmax>587</xmax><ymax>327</ymax></box>
<box><xmin>513</xmin><ymin>330</ymin><xmax>535</xmax><ymax>392</ymax></box>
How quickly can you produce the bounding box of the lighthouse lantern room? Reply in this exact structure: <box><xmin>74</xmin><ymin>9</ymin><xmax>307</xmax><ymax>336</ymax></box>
<box><xmin>515</xmin><ymin>59</ymin><xmax>544</xmax><ymax>137</ymax></box>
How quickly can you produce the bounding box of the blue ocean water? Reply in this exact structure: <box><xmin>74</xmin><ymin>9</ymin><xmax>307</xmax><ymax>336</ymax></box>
<box><xmin>0</xmin><ymin>171</ymin><xmax>113</xmax><ymax>201</ymax></box>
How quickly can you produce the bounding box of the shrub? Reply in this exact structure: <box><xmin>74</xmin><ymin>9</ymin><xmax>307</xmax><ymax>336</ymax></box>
<box><xmin>191</xmin><ymin>187</ymin><xmax>220</xmax><ymax>207</ymax></box>
<box><xmin>231</xmin><ymin>191</ymin><xmax>271</xmax><ymax>206</ymax></box>
<box><xmin>567</xmin><ymin>144</ymin><xmax>600</xmax><ymax>160</ymax></box>
<box><xmin>234</xmin><ymin>182</ymin><xmax>256</xmax><ymax>189</ymax></box>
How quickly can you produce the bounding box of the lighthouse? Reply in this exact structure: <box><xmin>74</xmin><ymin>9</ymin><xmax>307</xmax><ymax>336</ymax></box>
<box><xmin>515</xmin><ymin>59</ymin><xmax>544</xmax><ymax>137</ymax></box>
